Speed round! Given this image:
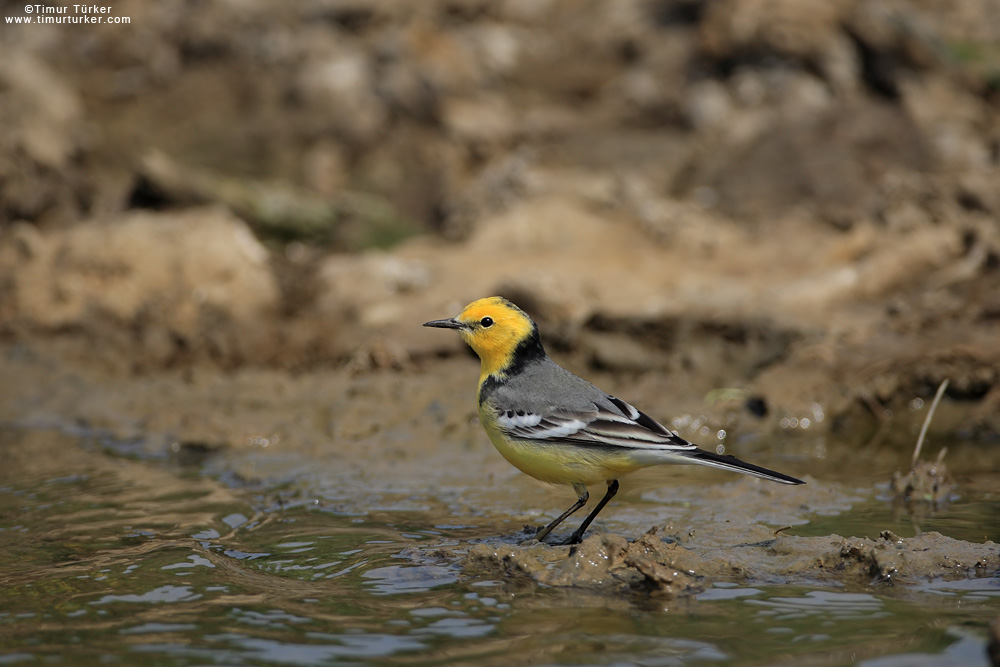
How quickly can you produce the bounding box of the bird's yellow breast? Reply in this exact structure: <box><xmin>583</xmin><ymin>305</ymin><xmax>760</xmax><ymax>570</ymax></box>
<box><xmin>478</xmin><ymin>403</ymin><xmax>642</xmax><ymax>485</ymax></box>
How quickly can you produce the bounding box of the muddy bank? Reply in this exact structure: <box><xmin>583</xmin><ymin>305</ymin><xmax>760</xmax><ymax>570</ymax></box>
<box><xmin>457</xmin><ymin>473</ymin><xmax>999</xmax><ymax>594</ymax></box>
<box><xmin>4</xmin><ymin>422</ymin><xmax>996</xmax><ymax>601</ymax></box>
<box><xmin>462</xmin><ymin>528</ymin><xmax>999</xmax><ymax>596</ymax></box>
<box><xmin>2</xmin><ymin>0</ymin><xmax>1000</xmax><ymax>443</ymax></box>
<box><xmin>3</xmin><ymin>205</ymin><xmax>999</xmax><ymax>447</ymax></box>
<box><xmin>8</xmin><ymin>335</ymin><xmax>998</xmax><ymax>599</ymax></box>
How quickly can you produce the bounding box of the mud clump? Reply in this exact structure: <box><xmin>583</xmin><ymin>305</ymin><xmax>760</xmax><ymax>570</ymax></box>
<box><xmin>0</xmin><ymin>209</ymin><xmax>279</xmax><ymax>369</ymax></box>
<box><xmin>621</xmin><ymin>531</ymin><xmax>705</xmax><ymax>597</ymax></box>
<box><xmin>890</xmin><ymin>456</ymin><xmax>953</xmax><ymax>505</ymax></box>
<box><xmin>818</xmin><ymin>531</ymin><xmax>998</xmax><ymax>583</ymax></box>
<box><xmin>464</xmin><ymin>528</ymin><xmax>999</xmax><ymax>595</ymax></box>
<box><xmin>464</xmin><ymin>529</ymin><xmax>703</xmax><ymax>597</ymax></box>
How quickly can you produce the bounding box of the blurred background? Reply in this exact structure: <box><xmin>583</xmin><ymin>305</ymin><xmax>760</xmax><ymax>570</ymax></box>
<box><xmin>2</xmin><ymin>0</ymin><xmax>1000</xmax><ymax>440</ymax></box>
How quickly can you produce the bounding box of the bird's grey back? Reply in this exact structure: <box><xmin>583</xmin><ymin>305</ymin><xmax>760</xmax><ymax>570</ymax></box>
<box><xmin>486</xmin><ymin>356</ymin><xmax>614</xmax><ymax>415</ymax></box>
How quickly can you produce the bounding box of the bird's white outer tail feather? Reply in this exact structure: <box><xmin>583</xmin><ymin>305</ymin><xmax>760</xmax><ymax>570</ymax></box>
<box><xmin>652</xmin><ymin>448</ymin><xmax>804</xmax><ymax>485</ymax></box>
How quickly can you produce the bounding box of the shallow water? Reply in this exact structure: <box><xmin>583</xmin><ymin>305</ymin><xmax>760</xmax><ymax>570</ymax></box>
<box><xmin>1</xmin><ymin>427</ymin><xmax>998</xmax><ymax>666</ymax></box>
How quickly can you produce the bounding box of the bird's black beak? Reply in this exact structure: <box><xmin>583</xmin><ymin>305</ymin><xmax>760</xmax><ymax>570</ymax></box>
<box><xmin>423</xmin><ymin>318</ymin><xmax>467</xmax><ymax>330</ymax></box>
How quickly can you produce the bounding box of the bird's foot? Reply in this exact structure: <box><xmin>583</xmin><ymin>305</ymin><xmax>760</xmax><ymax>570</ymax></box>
<box><xmin>517</xmin><ymin>524</ymin><xmax>544</xmax><ymax>545</ymax></box>
<box><xmin>556</xmin><ymin>532</ymin><xmax>584</xmax><ymax>546</ymax></box>
<box><xmin>517</xmin><ymin>524</ymin><xmax>584</xmax><ymax>546</ymax></box>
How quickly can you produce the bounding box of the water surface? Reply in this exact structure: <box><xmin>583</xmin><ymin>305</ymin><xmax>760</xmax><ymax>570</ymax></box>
<box><xmin>1</xmin><ymin>428</ymin><xmax>998</xmax><ymax>666</ymax></box>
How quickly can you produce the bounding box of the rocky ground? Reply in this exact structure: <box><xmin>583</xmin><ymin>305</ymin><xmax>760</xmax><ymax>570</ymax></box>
<box><xmin>1</xmin><ymin>0</ymin><xmax>999</xmax><ymax>598</ymax></box>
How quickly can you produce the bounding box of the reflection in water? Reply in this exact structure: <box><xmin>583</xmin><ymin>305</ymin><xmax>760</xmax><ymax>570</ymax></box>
<box><xmin>748</xmin><ymin>590</ymin><xmax>889</xmax><ymax>621</ymax></box>
<box><xmin>92</xmin><ymin>585</ymin><xmax>204</xmax><ymax>605</ymax></box>
<box><xmin>0</xmin><ymin>428</ymin><xmax>998</xmax><ymax>666</ymax></box>
<box><xmin>362</xmin><ymin>564</ymin><xmax>459</xmax><ymax>595</ymax></box>
<box><xmin>131</xmin><ymin>633</ymin><xmax>429</xmax><ymax>664</ymax></box>
<box><xmin>917</xmin><ymin>577</ymin><xmax>1000</xmax><ymax>598</ymax></box>
<box><xmin>858</xmin><ymin>627</ymin><xmax>993</xmax><ymax>667</ymax></box>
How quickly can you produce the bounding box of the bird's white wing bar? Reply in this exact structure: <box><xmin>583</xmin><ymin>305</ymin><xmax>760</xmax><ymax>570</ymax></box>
<box><xmin>496</xmin><ymin>400</ymin><xmax>698</xmax><ymax>452</ymax></box>
<box><xmin>495</xmin><ymin>411</ymin><xmax>543</xmax><ymax>428</ymax></box>
<box><xmin>497</xmin><ymin>411</ymin><xmax>588</xmax><ymax>439</ymax></box>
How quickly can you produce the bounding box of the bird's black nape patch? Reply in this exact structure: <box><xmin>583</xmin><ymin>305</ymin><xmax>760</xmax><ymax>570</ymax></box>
<box><xmin>507</xmin><ymin>322</ymin><xmax>545</xmax><ymax>368</ymax></box>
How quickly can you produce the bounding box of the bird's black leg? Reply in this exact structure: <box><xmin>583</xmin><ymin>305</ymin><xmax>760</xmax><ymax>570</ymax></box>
<box><xmin>564</xmin><ymin>479</ymin><xmax>619</xmax><ymax>545</ymax></box>
<box><xmin>532</xmin><ymin>483</ymin><xmax>589</xmax><ymax>543</ymax></box>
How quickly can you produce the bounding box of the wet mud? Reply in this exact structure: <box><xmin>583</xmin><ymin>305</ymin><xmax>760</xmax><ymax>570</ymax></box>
<box><xmin>463</xmin><ymin>528</ymin><xmax>999</xmax><ymax>596</ymax></box>
<box><xmin>4</xmin><ymin>341</ymin><xmax>999</xmax><ymax>596</ymax></box>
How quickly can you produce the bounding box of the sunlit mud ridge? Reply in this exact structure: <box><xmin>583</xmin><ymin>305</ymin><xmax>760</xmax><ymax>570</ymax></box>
<box><xmin>461</xmin><ymin>529</ymin><xmax>1000</xmax><ymax>596</ymax></box>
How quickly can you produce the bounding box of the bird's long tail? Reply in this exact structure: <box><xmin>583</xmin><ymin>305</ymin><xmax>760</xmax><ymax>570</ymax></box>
<box><xmin>683</xmin><ymin>448</ymin><xmax>804</xmax><ymax>485</ymax></box>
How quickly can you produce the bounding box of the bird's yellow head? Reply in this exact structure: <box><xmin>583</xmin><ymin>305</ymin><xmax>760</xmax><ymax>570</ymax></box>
<box><xmin>423</xmin><ymin>296</ymin><xmax>541</xmax><ymax>379</ymax></box>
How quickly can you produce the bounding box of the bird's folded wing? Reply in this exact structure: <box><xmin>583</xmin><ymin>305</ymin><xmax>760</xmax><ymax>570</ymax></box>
<box><xmin>495</xmin><ymin>396</ymin><xmax>698</xmax><ymax>452</ymax></box>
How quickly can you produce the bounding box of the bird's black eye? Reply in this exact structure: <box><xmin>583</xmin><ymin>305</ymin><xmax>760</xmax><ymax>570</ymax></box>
<box><xmin>480</xmin><ymin>317</ymin><xmax>494</xmax><ymax>328</ymax></box>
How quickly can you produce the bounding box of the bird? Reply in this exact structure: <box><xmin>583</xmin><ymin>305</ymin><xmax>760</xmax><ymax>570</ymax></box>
<box><xmin>423</xmin><ymin>296</ymin><xmax>804</xmax><ymax>545</ymax></box>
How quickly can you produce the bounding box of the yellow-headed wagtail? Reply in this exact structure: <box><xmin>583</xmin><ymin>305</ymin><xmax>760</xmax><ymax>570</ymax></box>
<box><xmin>424</xmin><ymin>296</ymin><xmax>804</xmax><ymax>544</ymax></box>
